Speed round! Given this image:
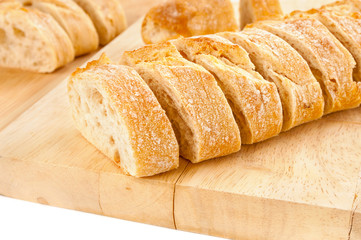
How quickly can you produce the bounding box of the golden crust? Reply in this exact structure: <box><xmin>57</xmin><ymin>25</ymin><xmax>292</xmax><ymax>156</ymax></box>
<box><xmin>141</xmin><ymin>0</ymin><xmax>238</xmax><ymax>44</ymax></box>
<box><xmin>121</xmin><ymin>41</ymin><xmax>184</xmax><ymax>64</ymax></box>
<box><xmin>173</xmin><ymin>35</ymin><xmax>255</xmax><ymax>70</ymax></box>
<box><xmin>320</xmin><ymin>0</ymin><xmax>361</xmax><ymax>14</ymax></box>
<box><xmin>254</xmin><ymin>18</ymin><xmax>361</xmax><ymax>114</ymax></box>
<box><xmin>121</xmin><ymin>42</ymin><xmax>241</xmax><ymax>163</ymax></box>
<box><xmin>68</xmin><ymin>54</ymin><xmax>179</xmax><ymax>177</ymax></box>
<box><xmin>221</xmin><ymin>29</ymin><xmax>324</xmax><ymax>131</ymax></box>
<box><xmin>71</xmin><ymin>53</ymin><xmax>110</xmax><ymax>77</ymax></box>
<box><xmin>172</xmin><ymin>36</ymin><xmax>283</xmax><ymax>143</ymax></box>
<box><xmin>289</xmin><ymin>6</ymin><xmax>361</xmax><ymax>83</ymax></box>
<box><xmin>240</xmin><ymin>0</ymin><xmax>283</xmax><ymax>29</ymax></box>
<box><xmin>18</xmin><ymin>0</ymin><xmax>99</xmax><ymax>56</ymax></box>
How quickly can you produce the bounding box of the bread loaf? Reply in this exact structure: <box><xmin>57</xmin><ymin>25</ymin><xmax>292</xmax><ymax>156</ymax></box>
<box><xmin>221</xmin><ymin>29</ymin><xmax>324</xmax><ymax>131</ymax></box>
<box><xmin>172</xmin><ymin>35</ymin><xmax>283</xmax><ymax>144</ymax></box>
<box><xmin>0</xmin><ymin>2</ymin><xmax>74</xmax><ymax>72</ymax></box>
<box><xmin>254</xmin><ymin>18</ymin><xmax>361</xmax><ymax>114</ymax></box>
<box><xmin>72</xmin><ymin>0</ymin><xmax>127</xmax><ymax>45</ymax></box>
<box><xmin>121</xmin><ymin>42</ymin><xmax>241</xmax><ymax>163</ymax></box>
<box><xmin>239</xmin><ymin>0</ymin><xmax>283</xmax><ymax>29</ymax></box>
<box><xmin>17</xmin><ymin>0</ymin><xmax>99</xmax><ymax>56</ymax></box>
<box><xmin>68</xmin><ymin>54</ymin><xmax>179</xmax><ymax>177</ymax></box>
<box><xmin>141</xmin><ymin>0</ymin><xmax>238</xmax><ymax>44</ymax></box>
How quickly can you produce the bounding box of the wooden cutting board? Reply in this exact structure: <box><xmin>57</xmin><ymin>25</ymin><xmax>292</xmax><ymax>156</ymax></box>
<box><xmin>1</xmin><ymin>0</ymin><xmax>361</xmax><ymax>239</ymax></box>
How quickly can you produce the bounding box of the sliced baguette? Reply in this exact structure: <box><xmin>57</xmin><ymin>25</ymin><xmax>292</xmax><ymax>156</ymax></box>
<box><xmin>239</xmin><ymin>0</ymin><xmax>283</xmax><ymax>29</ymax></box>
<box><xmin>72</xmin><ymin>0</ymin><xmax>127</xmax><ymax>45</ymax></box>
<box><xmin>221</xmin><ymin>29</ymin><xmax>324</xmax><ymax>131</ymax></box>
<box><xmin>0</xmin><ymin>2</ymin><xmax>74</xmax><ymax>72</ymax></box>
<box><xmin>254</xmin><ymin>18</ymin><xmax>361</xmax><ymax>114</ymax></box>
<box><xmin>172</xmin><ymin>35</ymin><xmax>283</xmax><ymax>144</ymax></box>
<box><xmin>321</xmin><ymin>0</ymin><xmax>361</xmax><ymax>13</ymax></box>
<box><xmin>288</xmin><ymin>7</ymin><xmax>361</xmax><ymax>82</ymax></box>
<box><xmin>141</xmin><ymin>0</ymin><xmax>238</xmax><ymax>44</ymax></box>
<box><xmin>121</xmin><ymin>42</ymin><xmax>241</xmax><ymax>163</ymax></box>
<box><xmin>17</xmin><ymin>0</ymin><xmax>99</xmax><ymax>56</ymax></box>
<box><xmin>68</xmin><ymin>54</ymin><xmax>179</xmax><ymax>177</ymax></box>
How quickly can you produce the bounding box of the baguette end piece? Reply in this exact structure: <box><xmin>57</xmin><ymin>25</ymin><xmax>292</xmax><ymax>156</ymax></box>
<box><xmin>141</xmin><ymin>0</ymin><xmax>238</xmax><ymax>44</ymax></box>
<box><xmin>68</xmin><ymin>54</ymin><xmax>179</xmax><ymax>177</ymax></box>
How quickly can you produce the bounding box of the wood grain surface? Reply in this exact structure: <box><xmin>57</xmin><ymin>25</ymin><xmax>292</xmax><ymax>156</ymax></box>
<box><xmin>1</xmin><ymin>0</ymin><xmax>361</xmax><ymax>239</ymax></box>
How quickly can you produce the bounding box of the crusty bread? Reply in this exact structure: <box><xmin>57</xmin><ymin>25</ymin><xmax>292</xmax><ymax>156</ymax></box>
<box><xmin>254</xmin><ymin>18</ymin><xmax>361</xmax><ymax>114</ymax></box>
<box><xmin>221</xmin><ymin>29</ymin><xmax>324</xmax><ymax>131</ymax></box>
<box><xmin>72</xmin><ymin>0</ymin><xmax>127</xmax><ymax>45</ymax></box>
<box><xmin>320</xmin><ymin>0</ymin><xmax>361</xmax><ymax>13</ymax></box>
<box><xmin>172</xmin><ymin>36</ymin><xmax>283</xmax><ymax>144</ymax></box>
<box><xmin>0</xmin><ymin>2</ymin><xmax>74</xmax><ymax>72</ymax></box>
<box><xmin>288</xmin><ymin>5</ymin><xmax>361</xmax><ymax>83</ymax></box>
<box><xmin>239</xmin><ymin>0</ymin><xmax>283</xmax><ymax>29</ymax></box>
<box><xmin>17</xmin><ymin>0</ymin><xmax>99</xmax><ymax>56</ymax></box>
<box><xmin>121</xmin><ymin>42</ymin><xmax>241</xmax><ymax>163</ymax></box>
<box><xmin>68</xmin><ymin>54</ymin><xmax>179</xmax><ymax>177</ymax></box>
<box><xmin>141</xmin><ymin>0</ymin><xmax>238</xmax><ymax>44</ymax></box>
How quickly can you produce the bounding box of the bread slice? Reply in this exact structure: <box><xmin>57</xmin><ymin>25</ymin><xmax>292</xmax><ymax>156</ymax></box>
<box><xmin>72</xmin><ymin>0</ymin><xmax>127</xmax><ymax>45</ymax></box>
<box><xmin>320</xmin><ymin>0</ymin><xmax>361</xmax><ymax>14</ymax></box>
<box><xmin>0</xmin><ymin>2</ymin><xmax>74</xmax><ymax>72</ymax></box>
<box><xmin>17</xmin><ymin>0</ymin><xmax>99</xmax><ymax>56</ymax></box>
<box><xmin>254</xmin><ymin>18</ymin><xmax>361</xmax><ymax>114</ymax></box>
<box><xmin>68</xmin><ymin>54</ymin><xmax>179</xmax><ymax>177</ymax></box>
<box><xmin>121</xmin><ymin>42</ymin><xmax>241</xmax><ymax>163</ymax></box>
<box><xmin>239</xmin><ymin>0</ymin><xmax>283</xmax><ymax>29</ymax></box>
<box><xmin>288</xmin><ymin>5</ymin><xmax>361</xmax><ymax>83</ymax></box>
<box><xmin>141</xmin><ymin>0</ymin><xmax>238</xmax><ymax>44</ymax></box>
<box><xmin>221</xmin><ymin>29</ymin><xmax>324</xmax><ymax>131</ymax></box>
<box><xmin>172</xmin><ymin>36</ymin><xmax>283</xmax><ymax>144</ymax></box>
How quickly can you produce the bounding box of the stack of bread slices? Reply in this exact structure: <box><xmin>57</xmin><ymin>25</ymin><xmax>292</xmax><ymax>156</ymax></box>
<box><xmin>0</xmin><ymin>0</ymin><xmax>127</xmax><ymax>73</ymax></box>
<box><xmin>68</xmin><ymin>0</ymin><xmax>361</xmax><ymax>177</ymax></box>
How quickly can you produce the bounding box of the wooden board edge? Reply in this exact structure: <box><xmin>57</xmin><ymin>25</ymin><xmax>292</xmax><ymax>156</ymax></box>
<box><xmin>173</xmin><ymin>184</ymin><xmax>352</xmax><ymax>240</ymax></box>
<box><xmin>0</xmin><ymin>156</ymin><xmax>101</xmax><ymax>213</ymax></box>
<box><xmin>0</xmin><ymin>155</ymin><xmax>179</xmax><ymax>229</ymax></box>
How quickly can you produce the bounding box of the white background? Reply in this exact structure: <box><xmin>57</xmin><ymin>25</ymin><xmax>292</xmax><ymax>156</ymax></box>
<box><xmin>0</xmin><ymin>196</ymin><xmax>223</xmax><ymax>240</ymax></box>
